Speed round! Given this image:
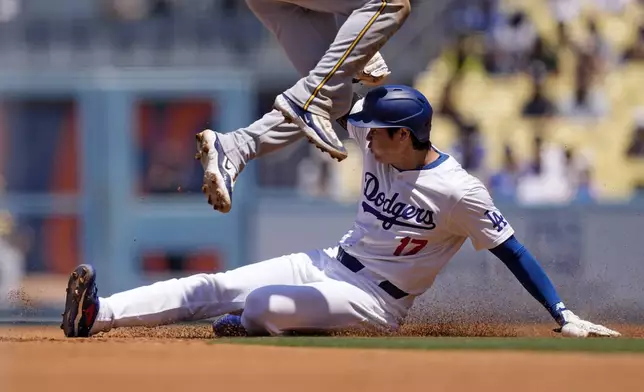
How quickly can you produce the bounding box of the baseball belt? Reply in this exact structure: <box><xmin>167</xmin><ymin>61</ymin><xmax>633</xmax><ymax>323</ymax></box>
<box><xmin>337</xmin><ymin>247</ymin><xmax>409</xmax><ymax>300</ymax></box>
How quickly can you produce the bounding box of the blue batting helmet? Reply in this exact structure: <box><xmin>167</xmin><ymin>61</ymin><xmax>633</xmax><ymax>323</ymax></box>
<box><xmin>347</xmin><ymin>85</ymin><xmax>433</xmax><ymax>142</ymax></box>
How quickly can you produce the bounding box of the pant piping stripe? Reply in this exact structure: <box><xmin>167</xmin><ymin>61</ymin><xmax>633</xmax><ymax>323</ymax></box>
<box><xmin>303</xmin><ymin>0</ymin><xmax>388</xmax><ymax>111</ymax></box>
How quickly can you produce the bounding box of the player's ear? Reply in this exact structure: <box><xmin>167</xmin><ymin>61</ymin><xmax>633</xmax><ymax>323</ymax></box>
<box><xmin>399</xmin><ymin>128</ymin><xmax>411</xmax><ymax>142</ymax></box>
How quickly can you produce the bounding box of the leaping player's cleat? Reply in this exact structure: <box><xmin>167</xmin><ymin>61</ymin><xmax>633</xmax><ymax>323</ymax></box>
<box><xmin>273</xmin><ymin>94</ymin><xmax>348</xmax><ymax>162</ymax></box>
<box><xmin>195</xmin><ymin>129</ymin><xmax>237</xmax><ymax>213</ymax></box>
<box><xmin>212</xmin><ymin>314</ymin><xmax>248</xmax><ymax>337</ymax></box>
<box><xmin>61</xmin><ymin>264</ymin><xmax>99</xmax><ymax>338</ymax></box>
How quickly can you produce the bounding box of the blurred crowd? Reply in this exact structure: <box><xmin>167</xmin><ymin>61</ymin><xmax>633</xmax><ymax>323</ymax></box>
<box><xmin>437</xmin><ymin>0</ymin><xmax>644</xmax><ymax>205</ymax></box>
<box><xmin>439</xmin><ymin>0</ymin><xmax>607</xmax><ymax>204</ymax></box>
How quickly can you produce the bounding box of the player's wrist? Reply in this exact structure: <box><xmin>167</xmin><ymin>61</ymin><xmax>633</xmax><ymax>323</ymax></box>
<box><xmin>548</xmin><ymin>301</ymin><xmax>569</xmax><ymax>326</ymax></box>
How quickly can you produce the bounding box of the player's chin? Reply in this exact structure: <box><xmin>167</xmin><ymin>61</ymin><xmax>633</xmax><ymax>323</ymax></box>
<box><xmin>369</xmin><ymin>148</ymin><xmax>381</xmax><ymax>161</ymax></box>
<box><xmin>372</xmin><ymin>153</ymin><xmax>387</xmax><ymax>164</ymax></box>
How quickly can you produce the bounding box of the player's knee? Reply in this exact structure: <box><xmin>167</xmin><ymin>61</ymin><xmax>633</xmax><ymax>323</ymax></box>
<box><xmin>242</xmin><ymin>288</ymin><xmax>273</xmax><ymax>334</ymax></box>
<box><xmin>242</xmin><ymin>286</ymin><xmax>293</xmax><ymax>334</ymax></box>
<box><xmin>243</xmin><ymin>287</ymin><xmax>273</xmax><ymax>322</ymax></box>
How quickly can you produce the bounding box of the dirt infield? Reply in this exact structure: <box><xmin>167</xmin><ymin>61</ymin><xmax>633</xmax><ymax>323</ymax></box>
<box><xmin>2</xmin><ymin>324</ymin><xmax>644</xmax><ymax>392</ymax></box>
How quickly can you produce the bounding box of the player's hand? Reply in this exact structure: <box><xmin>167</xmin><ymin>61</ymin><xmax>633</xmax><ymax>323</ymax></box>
<box><xmin>555</xmin><ymin>310</ymin><xmax>621</xmax><ymax>338</ymax></box>
<box><xmin>355</xmin><ymin>51</ymin><xmax>391</xmax><ymax>86</ymax></box>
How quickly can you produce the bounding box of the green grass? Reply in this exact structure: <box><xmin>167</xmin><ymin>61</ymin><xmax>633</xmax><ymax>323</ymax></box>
<box><xmin>211</xmin><ymin>336</ymin><xmax>644</xmax><ymax>353</ymax></box>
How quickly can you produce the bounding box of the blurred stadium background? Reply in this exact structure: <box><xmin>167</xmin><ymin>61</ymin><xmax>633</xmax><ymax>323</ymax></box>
<box><xmin>0</xmin><ymin>0</ymin><xmax>643</xmax><ymax>323</ymax></box>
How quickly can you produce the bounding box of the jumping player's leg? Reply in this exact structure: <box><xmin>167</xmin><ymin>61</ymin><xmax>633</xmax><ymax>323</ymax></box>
<box><xmin>273</xmin><ymin>0</ymin><xmax>410</xmax><ymax>159</ymax></box>
<box><xmin>198</xmin><ymin>1</ymin><xmax>392</xmax><ymax>212</ymax></box>
<box><xmin>195</xmin><ymin>1</ymin><xmax>342</xmax><ymax>212</ymax></box>
<box><xmin>241</xmin><ymin>279</ymin><xmax>392</xmax><ymax>336</ymax></box>
<box><xmin>214</xmin><ymin>0</ymin><xmax>340</xmax><ymax>173</ymax></box>
<box><xmin>78</xmin><ymin>251</ymin><xmax>329</xmax><ymax>337</ymax></box>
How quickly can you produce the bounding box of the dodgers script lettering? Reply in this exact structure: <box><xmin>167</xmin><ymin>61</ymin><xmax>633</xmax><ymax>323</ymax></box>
<box><xmin>362</xmin><ymin>172</ymin><xmax>436</xmax><ymax>231</ymax></box>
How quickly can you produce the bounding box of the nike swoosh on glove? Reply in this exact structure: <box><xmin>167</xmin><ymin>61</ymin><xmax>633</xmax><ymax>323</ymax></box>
<box><xmin>555</xmin><ymin>310</ymin><xmax>621</xmax><ymax>338</ymax></box>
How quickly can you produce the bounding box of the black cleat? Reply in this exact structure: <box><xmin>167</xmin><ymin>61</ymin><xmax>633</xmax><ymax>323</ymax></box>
<box><xmin>61</xmin><ymin>264</ymin><xmax>99</xmax><ymax>337</ymax></box>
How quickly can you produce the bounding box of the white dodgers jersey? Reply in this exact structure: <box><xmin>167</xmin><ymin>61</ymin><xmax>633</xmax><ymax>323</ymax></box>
<box><xmin>339</xmin><ymin>107</ymin><xmax>515</xmax><ymax>299</ymax></box>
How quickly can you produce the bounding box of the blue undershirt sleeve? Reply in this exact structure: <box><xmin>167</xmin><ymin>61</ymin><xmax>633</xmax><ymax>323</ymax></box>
<box><xmin>489</xmin><ymin>235</ymin><xmax>566</xmax><ymax>324</ymax></box>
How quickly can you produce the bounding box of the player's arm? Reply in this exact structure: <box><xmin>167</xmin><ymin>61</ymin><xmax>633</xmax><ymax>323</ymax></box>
<box><xmin>449</xmin><ymin>184</ymin><xmax>620</xmax><ymax>338</ymax></box>
<box><xmin>488</xmin><ymin>235</ymin><xmax>566</xmax><ymax>324</ymax></box>
<box><xmin>489</xmin><ymin>235</ymin><xmax>619</xmax><ymax>337</ymax></box>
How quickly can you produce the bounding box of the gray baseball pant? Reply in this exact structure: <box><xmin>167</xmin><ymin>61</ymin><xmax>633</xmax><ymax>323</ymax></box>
<box><xmin>217</xmin><ymin>0</ymin><xmax>411</xmax><ymax>171</ymax></box>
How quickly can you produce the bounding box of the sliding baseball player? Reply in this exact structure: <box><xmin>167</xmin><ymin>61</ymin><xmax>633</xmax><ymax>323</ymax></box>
<box><xmin>61</xmin><ymin>85</ymin><xmax>620</xmax><ymax>339</ymax></box>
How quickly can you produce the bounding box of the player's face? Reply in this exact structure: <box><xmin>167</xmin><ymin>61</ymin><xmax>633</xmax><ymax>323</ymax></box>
<box><xmin>366</xmin><ymin>127</ymin><xmax>409</xmax><ymax>164</ymax></box>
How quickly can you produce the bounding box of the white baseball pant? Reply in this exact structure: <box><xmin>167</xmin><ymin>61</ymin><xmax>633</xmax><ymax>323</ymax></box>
<box><xmin>90</xmin><ymin>247</ymin><xmax>401</xmax><ymax>336</ymax></box>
